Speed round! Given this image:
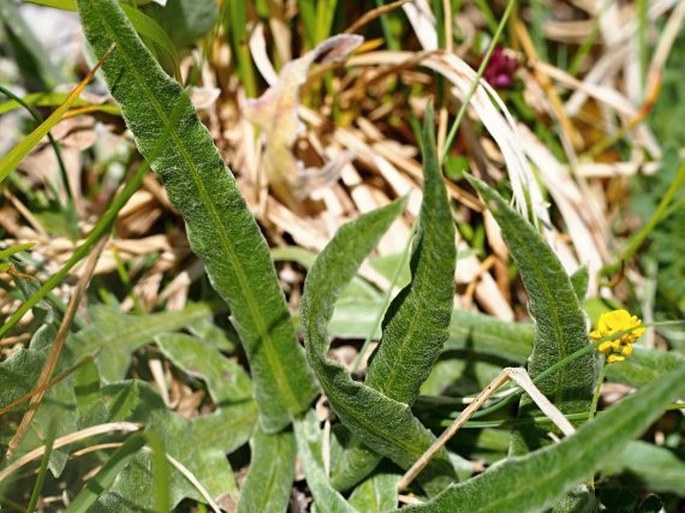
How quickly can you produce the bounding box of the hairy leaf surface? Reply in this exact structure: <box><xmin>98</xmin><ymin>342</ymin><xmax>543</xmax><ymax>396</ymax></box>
<box><xmin>333</xmin><ymin>107</ymin><xmax>457</xmax><ymax>491</ymax></box>
<box><xmin>76</xmin><ymin>0</ymin><xmax>317</xmax><ymax>432</ymax></box>
<box><xmin>237</xmin><ymin>426</ymin><xmax>296</xmax><ymax>513</ymax></box>
<box><xmin>468</xmin><ymin>176</ymin><xmax>595</xmax><ymax>453</ymax></box>
<box><xmin>393</xmin><ymin>365</ymin><xmax>685</xmax><ymax>513</ymax></box>
<box><xmin>301</xmin><ymin>196</ymin><xmax>456</xmax><ymax>494</ymax></box>
<box><xmin>365</xmin><ymin>105</ymin><xmax>456</xmax><ymax>403</ymax></box>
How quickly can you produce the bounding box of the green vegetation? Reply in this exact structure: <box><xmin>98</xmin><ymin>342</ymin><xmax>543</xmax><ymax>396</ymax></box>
<box><xmin>1</xmin><ymin>0</ymin><xmax>683</xmax><ymax>511</ymax></box>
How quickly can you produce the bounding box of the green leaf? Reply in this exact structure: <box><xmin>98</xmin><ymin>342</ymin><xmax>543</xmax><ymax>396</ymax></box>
<box><xmin>155</xmin><ymin>332</ymin><xmax>253</xmax><ymax>404</ymax></box>
<box><xmin>64</xmin><ymin>433</ymin><xmax>147</xmax><ymax>513</ymax></box>
<box><xmin>444</xmin><ymin>310</ymin><xmax>532</xmax><ymax>364</ymax></box>
<box><xmin>348</xmin><ymin>472</ymin><xmax>399</xmax><ymax>512</ymax></box>
<box><xmin>606</xmin><ymin>346</ymin><xmax>685</xmax><ymax>387</ymax></box>
<box><xmin>301</xmin><ymin>196</ymin><xmax>456</xmax><ymax>495</ymax></box>
<box><xmin>76</xmin><ymin>0</ymin><xmax>317</xmax><ymax>432</ymax></box>
<box><xmin>0</xmin><ymin>299</ymin><xmax>78</xmax><ymax>477</ymax></box>
<box><xmin>332</xmin><ymin>106</ymin><xmax>458</xmax><ymax>492</ymax></box>
<box><xmin>329</xmin><ymin>302</ymin><xmax>534</xmax><ymax>364</ymax></box>
<box><xmin>68</xmin><ymin>303</ymin><xmax>215</xmax><ymax>383</ymax></box>
<box><xmin>368</xmin><ymin>252</ymin><xmax>412</xmax><ymax>289</ymax></box>
<box><xmin>186</xmin><ymin>316</ymin><xmax>237</xmax><ymax>352</ymax></box>
<box><xmin>365</xmin><ymin>104</ymin><xmax>456</xmax><ymax>404</ymax></box>
<box><xmin>272</xmin><ymin>246</ymin><xmax>381</xmax><ymax>303</ymax></box>
<box><xmin>569</xmin><ymin>266</ymin><xmax>589</xmax><ymax>303</ymax></box>
<box><xmin>237</xmin><ymin>425</ymin><xmax>296</xmax><ymax>513</ymax></box>
<box><xmin>122</xmin><ymin>3</ymin><xmax>181</xmax><ymax>76</ymax></box>
<box><xmin>93</xmin><ymin>381</ymin><xmax>253</xmax><ymax>510</ymax></box>
<box><xmin>605</xmin><ymin>441</ymin><xmax>685</xmax><ymax>495</ymax></box>
<box><xmin>392</xmin><ymin>364</ymin><xmax>685</xmax><ymax>513</ymax></box>
<box><xmin>143</xmin><ymin>0</ymin><xmax>218</xmax><ymax>48</ymax></box>
<box><xmin>293</xmin><ymin>411</ymin><xmax>359</xmax><ymax>513</ymax></box>
<box><xmin>467</xmin><ymin>176</ymin><xmax>595</xmax><ymax>453</ymax></box>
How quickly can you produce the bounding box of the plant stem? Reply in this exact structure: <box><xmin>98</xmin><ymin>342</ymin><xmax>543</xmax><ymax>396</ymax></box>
<box><xmin>440</xmin><ymin>0</ymin><xmax>516</xmax><ymax>164</ymax></box>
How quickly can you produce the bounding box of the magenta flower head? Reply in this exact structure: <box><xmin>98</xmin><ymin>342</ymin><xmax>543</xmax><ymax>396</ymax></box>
<box><xmin>482</xmin><ymin>47</ymin><xmax>519</xmax><ymax>90</ymax></box>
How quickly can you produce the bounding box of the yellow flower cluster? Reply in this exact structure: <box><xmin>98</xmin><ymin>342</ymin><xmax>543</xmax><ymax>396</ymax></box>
<box><xmin>589</xmin><ymin>309</ymin><xmax>646</xmax><ymax>364</ymax></box>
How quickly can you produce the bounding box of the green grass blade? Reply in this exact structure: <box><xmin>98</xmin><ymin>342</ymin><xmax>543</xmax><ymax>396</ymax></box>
<box><xmin>298</xmin><ymin>0</ymin><xmax>317</xmax><ymax>47</ymax></box>
<box><xmin>76</xmin><ymin>0</ymin><xmax>317</xmax><ymax>432</ymax></box>
<box><xmin>145</xmin><ymin>431</ymin><xmax>172</xmax><ymax>513</ymax></box>
<box><xmin>0</xmin><ymin>91</ymin><xmax>118</xmax><ymax>116</ymax></box>
<box><xmin>25</xmin><ymin>432</ymin><xmax>54</xmax><ymax>512</ymax></box>
<box><xmin>237</xmin><ymin>426</ymin><xmax>296</xmax><ymax>513</ymax></box>
<box><xmin>222</xmin><ymin>0</ymin><xmax>257</xmax><ymax>97</ymax></box>
<box><xmin>365</xmin><ymin>104</ymin><xmax>456</xmax><ymax>403</ymax></box>
<box><xmin>23</xmin><ymin>0</ymin><xmax>76</xmax><ymax>10</ymax></box>
<box><xmin>0</xmin><ymin>156</ymin><xmax>148</xmax><ymax>339</ymax></box>
<box><xmin>394</xmin><ymin>365</ymin><xmax>685</xmax><ymax>513</ymax></box>
<box><xmin>301</xmin><ymin>196</ymin><xmax>456</xmax><ymax>494</ymax></box>
<box><xmin>467</xmin><ymin>176</ymin><xmax>595</xmax><ymax>453</ymax></box>
<box><xmin>64</xmin><ymin>433</ymin><xmax>147</xmax><ymax>513</ymax></box>
<box><xmin>0</xmin><ymin>53</ymin><xmax>105</xmax><ymax>184</ymax></box>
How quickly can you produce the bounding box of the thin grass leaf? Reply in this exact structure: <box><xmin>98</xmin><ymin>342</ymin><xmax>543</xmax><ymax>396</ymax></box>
<box><xmin>222</xmin><ymin>0</ymin><xmax>257</xmax><ymax>97</ymax></box>
<box><xmin>76</xmin><ymin>0</ymin><xmax>317</xmax><ymax>432</ymax></box>
<box><xmin>64</xmin><ymin>433</ymin><xmax>147</xmax><ymax>513</ymax></box>
<box><xmin>237</xmin><ymin>426</ymin><xmax>296</xmax><ymax>513</ymax></box>
<box><xmin>301</xmin><ymin>196</ymin><xmax>456</xmax><ymax>495</ymax></box>
<box><xmin>0</xmin><ymin>91</ymin><xmax>118</xmax><ymax>116</ymax></box>
<box><xmin>393</xmin><ymin>365</ymin><xmax>685</xmax><ymax>513</ymax></box>
<box><xmin>467</xmin><ymin>176</ymin><xmax>595</xmax><ymax>453</ymax></box>
<box><xmin>146</xmin><ymin>431</ymin><xmax>172</xmax><ymax>513</ymax></box>
<box><xmin>0</xmin><ymin>45</ymin><xmax>109</xmax><ymax>184</ymax></box>
<box><xmin>25</xmin><ymin>432</ymin><xmax>54</xmax><ymax>513</ymax></box>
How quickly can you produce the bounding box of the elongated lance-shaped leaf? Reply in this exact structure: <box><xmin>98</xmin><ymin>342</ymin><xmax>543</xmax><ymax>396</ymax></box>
<box><xmin>76</xmin><ymin>0</ymin><xmax>317</xmax><ymax>432</ymax></box>
<box><xmin>365</xmin><ymin>104</ymin><xmax>456</xmax><ymax>402</ymax></box>
<box><xmin>332</xmin><ymin>106</ymin><xmax>457</xmax><ymax>491</ymax></box>
<box><xmin>392</xmin><ymin>364</ymin><xmax>685</xmax><ymax>513</ymax></box>
<box><xmin>301</xmin><ymin>197</ymin><xmax>456</xmax><ymax>495</ymax></box>
<box><xmin>237</xmin><ymin>426</ymin><xmax>296</xmax><ymax>513</ymax></box>
<box><xmin>467</xmin><ymin>176</ymin><xmax>595</xmax><ymax>453</ymax></box>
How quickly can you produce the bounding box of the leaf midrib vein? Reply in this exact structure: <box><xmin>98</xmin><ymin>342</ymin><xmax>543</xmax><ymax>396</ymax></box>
<box><xmin>92</xmin><ymin>1</ymin><xmax>299</xmax><ymax>413</ymax></box>
<box><xmin>470</xmin><ymin>380</ymin><xmax>676</xmax><ymax>512</ymax></box>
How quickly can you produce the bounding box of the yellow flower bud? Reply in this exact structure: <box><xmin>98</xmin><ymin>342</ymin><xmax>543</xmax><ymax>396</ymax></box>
<box><xmin>589</xmin><ymin>309</ymin><xmax>645</xmax><ymax>364</ymax></box>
